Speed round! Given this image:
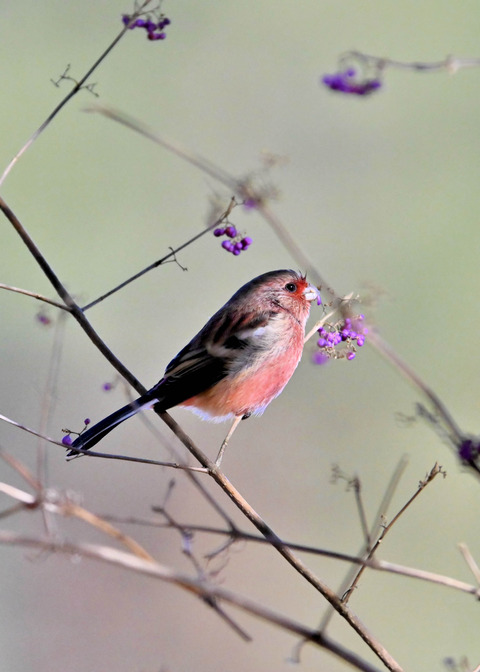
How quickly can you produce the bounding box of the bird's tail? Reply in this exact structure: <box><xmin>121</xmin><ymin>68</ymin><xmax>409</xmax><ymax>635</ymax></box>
<box><xmin>65</xmin><ymin>393</ymin><xmax>155</xmax><ymax>459</ymax></box>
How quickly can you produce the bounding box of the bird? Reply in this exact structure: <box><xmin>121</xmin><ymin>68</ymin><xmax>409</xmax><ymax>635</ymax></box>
<box><xmin>66</xmin><ymin>269</ymin><xmax>320</xmax><ymax>466</ymax></box>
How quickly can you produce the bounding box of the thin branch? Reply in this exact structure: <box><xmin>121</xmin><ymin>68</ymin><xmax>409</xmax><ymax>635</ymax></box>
<box><xmin>81</xmin><ymin>198</ymin><xmax>237</xmax><ymax>311</ymax></box>
<box><xmin>319</xmin><ymin>456</ymin><xmax>409</xmax><ymax>633</ymax></box>
<box><xmin>65</xmin><ymin>502</ymin><xmax>154</xmax><ymax>562</ymax></box>
<box><xmin>0</xmin><ymin>413</ymin><xmax>65</xmax><ymax>446</ymax></box>
<box><xmin>0</xmin><ymin>447</ymin><xmax>42</xmax><ymax>492</ymax></box>
<box><xmin>343</xmin><ymin>51</ymin><xmax>480</xmax><ymax>74</ymax></box>
<box><xmin>343</xmin><ymin>463</ymin><xmax>445</xmax><ymax>603</ymax></box>
<box><xmin>0</xmin><ymin>284</ymin><xmax>70</xmax><ymax>310</ymax></box>
<box><xmin>86</xmin><ymin>104</ymin><xmax>237</xmax><ymax>191</ymax></box>
<box><xmin>458</xmin><ymin>543</ymin><xmax>480</xmax><ymax>586</ymax></box>
<box><xmin>0</xmin><ymin>483</ymin><xmax>35</xmax><ymax>505</ymax></box>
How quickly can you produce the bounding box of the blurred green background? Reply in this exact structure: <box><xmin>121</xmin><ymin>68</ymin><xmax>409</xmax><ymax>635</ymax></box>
<box><xmin>1</xmin><ymin>1</ymin><xmax>480</xmax><ymax>671</ymax></box>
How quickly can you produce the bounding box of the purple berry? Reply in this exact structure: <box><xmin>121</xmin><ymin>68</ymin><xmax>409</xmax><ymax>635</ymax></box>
<box><xmin>225</xmin><ymin>225</ymin><xmax>237</xmax><ymax>238</ymax></box>
<box><xmin>347</xmin><ymin>352</ymin><xmax>356</xmax><ymax>361</ymax></box>
<box><xmin>313</xmin><ymin>351</ymin><xmax>329</xmax><ymax>365</ymax></box>
<box><xmin>84</xmin><ymin>418</ymin><xmax>91</xmax><ymax>426</ymax></box>
<box><xmin>37</xmin><ymin>313</ymin><xmax>51</xmax><ymax>326</ymax></box>
<box><xmin>102</xmin><ymin>382</ymin><xmax>112</xmax><ymax>391</ymax></box>
<box><xmin>62</xmin><ymin>435</ymin><xmax>73</xmax><ymax>446</ymax></box>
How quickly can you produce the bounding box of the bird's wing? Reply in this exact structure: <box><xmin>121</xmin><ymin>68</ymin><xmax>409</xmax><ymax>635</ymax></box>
<box><xmin>152</xmin><ymin>310</ymin><xmax>276</xmax><ymax>409</ymax></box>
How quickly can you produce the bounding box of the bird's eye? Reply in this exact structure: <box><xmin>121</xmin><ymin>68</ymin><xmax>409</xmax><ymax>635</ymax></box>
<box><xmin>284</xmin><ymin>282</ymin><xmax>297</xmax><ymax>293</ymax></box>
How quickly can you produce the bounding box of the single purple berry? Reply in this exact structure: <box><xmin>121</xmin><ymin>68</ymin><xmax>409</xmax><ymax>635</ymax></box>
<box><xmin>102</xmin><ymin>382</ymin><xmax>112</xmax><ymax>391</ymax></box>
<box><xmin>313</xmin><ymin>351</ymin><xmax>329</xmax><ymax>365</ymax></box>
<box><xmin>347</xmin><ymin>351</ymin><xmax>356</xmax><ymax>361</ymax></box>
<box><xmin>213</xmin><ymin>227</ymin><xmax>225</xmax><ymax>237</ymax></box>
<box><xmin>221</xmin><ymin>240</ymin><xmax>233</xmax><ymax>251</ymax></box>
<box><xmin>225</xmin><ymin>225</ymin><xmax>237</xmax><ymax>238</ymax></box>
<box><xmin>62</xmin><ymin>435</ymin><xmax>73</xmax><ymax>446</ymax></box>
<box><xmin>232</xmin><ymin>248</ymin><xmax>242</xmax><ymax>256</ymax></box>
<box><xmin>84</xmin><ymin>418</ymin><xmax>91</xmax><ymax>426</ymax></box>
<box><xmin>356</xmin><ymin>335</ymin><xmax>365</xmax><ymax>347</ymax></box>
<box><xmin>162</xmin><ymin>18</ymin><xmax>171</xmax><ymax>26</ymax></box>
<box><xmin>37</xmin><ymin>313</ymin><xmax>51</xmax><ymax>326</ymax></box>
<box><xmin>241</xmin><ymin>236</ymin><xmax>253</xmax><ymax>248</ymax></box>
<box><xmin>122</xmin><ymin>14</ymin><xmax>131</xmax><ymax>26</ymax></box>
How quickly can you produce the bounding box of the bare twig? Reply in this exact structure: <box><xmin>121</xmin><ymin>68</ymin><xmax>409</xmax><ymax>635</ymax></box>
<box><xmin>342</xmin><ymin>51</ymin><xmax>480</xmax><ymax>75</ymax></box>
<box><xmin>344</xmin><ymin>464</ymin><xmax>445</xmax><ymax>601</ymax></box>
<box><xmin>458</xmin><ymin>543</ymin><xmax>480</xmax><ymax>586</ymax></box>
<box><xmin>0</xmin><ymin>283</ymin><xmax>69</xmax><ymax>310</ymax></box>
<box><xmin>319</xmin><ymin>456</ymin><xmax>409</xmax><ymax>632</ymax></box>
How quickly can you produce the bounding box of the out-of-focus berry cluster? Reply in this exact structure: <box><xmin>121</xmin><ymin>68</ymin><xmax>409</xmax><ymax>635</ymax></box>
<box><xmin>122</xmin><ymin>13</ymin><xmax>171</xmax><ymax>41</ymax></box>
<box><xmin>213</xmin><ymin>224</ymin><xmax>252</xmax><ymax>256</ymax></box>
<box><xmin>314</xmin><ymin>315</ymin><xmax>367</xmax><ymax>363</ymax></box>
<box><xmin>322</xmin><ymin>68</ymin><xmax>381</xmax><ymax>96</ymax></box>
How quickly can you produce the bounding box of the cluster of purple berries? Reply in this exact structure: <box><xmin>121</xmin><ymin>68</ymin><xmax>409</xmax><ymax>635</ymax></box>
<box><xmin>213</xmin><ymin>224</ymin><xmax>252</xmax><ymax>256</ymax></box>
<box><xmin>322</xmin><ymin>68</ymin><xmax>381</xmax><ymax>96</ymax></box>
<box><xmin>62</xmin><ymin>418</ymin><xmax>91</xmax><ymax>447</ymax></box>
<box><xmin>315</xmin><ymin>315</ymin><xmax>367</xmax><ymax>363</ymax></box>
<box><xmin>122</xmin><ymin>13</ymin><xmax>171</xmax><ymax>40</ymax></box>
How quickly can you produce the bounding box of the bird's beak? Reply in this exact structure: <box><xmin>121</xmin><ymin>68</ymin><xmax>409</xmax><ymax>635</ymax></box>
<box><xmin>303</xmin><ymin>283</ymin><xmax>321</xmax><ymax>304</ymax></box>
